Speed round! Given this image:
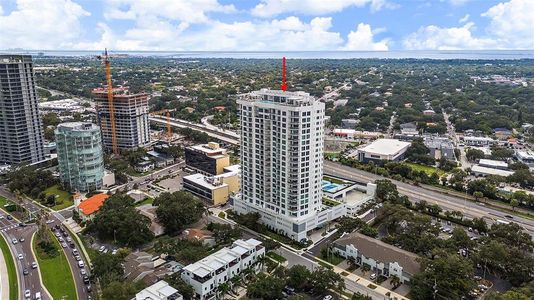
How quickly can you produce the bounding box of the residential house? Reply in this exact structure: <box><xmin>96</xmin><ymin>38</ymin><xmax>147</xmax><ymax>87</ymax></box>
<box><xmin>76</xmin><ymin>193</ymin><xmax>110</xmax><ymax>221</ymax></box>
<box><xmin>135</xmin><ymin>280</ymin><xmax>183</xmax><ymax>300</ymax></box>
<box><xmin>332</xmin><ymin>233</ymin><xmax>420</xmax><ymax>284</ymax></box>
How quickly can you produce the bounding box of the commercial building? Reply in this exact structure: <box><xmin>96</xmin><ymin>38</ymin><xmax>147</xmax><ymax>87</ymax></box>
<box><xmin>135</xmin><ymin>280</ymin><xmax>182</xmax><ymax>300</ymax></box>
<box><xmin>234</xmin><ymin>89</ymin><xmax>345</xmax><ymax>241</ymax></box>
<box><xmin>463</xmin><ymin>136</ymin><xmax>496</xmax><ymax>146</ymax></box>
<box><xmin>76</xmin><ymin>193</ymin><xmax>110</xmax><ymax>221</ymax></box>
<box><xmin>357</xmin><ymin>139</ymin><xmax>411</xmax><ymax>163</ymax></box>
<box><xmin>183</xmin><ymin>167</ymin><xmax>240</xmax><ymax>206</ymax></box>
<box><xmin>332</xmin><ymin>129</ymin><xmax>382</xmax><ymax>140</ymax></box>
<box><xmin>185</xmin><ymin>143</ymin><xmax>230</xmax><ymax>175</ymax></box>
<box><xmin>516</xmin><ymin>150</ymin><xmax>534</xmax><ymax>168</ymax></box>
<box><xmin>92</xmin><ymin>87</ymin><xmax>150</xmax><ymax>151</ymax></box>
<box><xmin>55</xmin><ymin>122</ymin><xmax>104</xmax><ymax>192</ymax></box>
<box><xmin>333</xmin><ymin>233</ymin><xmax>420</xmax><ymax>284</ymax></box>
<box><xmin>341</xmin><ymin>118</ymin><xmax>359</xmax><ymax>129</ymax></box>
<box><xmin>478</xmin><ymin>159</ymin><xmax>509</xmax><ymax>170</ymax></box>
<box><xmin>424</xmin><ymin>136</ymin><xmax>455</xmax><ymax>161</ymax></box>
<box><xmin>0</xmin><ymin>55</ymin><xmax>45</xmax><ymax>165</ymax></box>
<box><xmin>181</xmin><ymin>239</ymin><xmax>265</xmax><ymax>300</ymax></box>
<box><xmin>471</xmin><ymin>165</ymin><xmax>514</xmax><ymax>177</ymax></box>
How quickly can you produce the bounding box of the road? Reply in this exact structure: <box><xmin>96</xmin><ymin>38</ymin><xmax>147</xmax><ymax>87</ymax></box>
<box><xmin>323</xmin><ymin>160</ymin><xmax>534</xmax><ymax>236</ymax></box>
<box><xmin>0</xmin><ymin>214</ymin><xmax>50</xmax><ymax>300</ymax></box>
<box><xmin>0</xmin><ymin>187</ymin><xmax>92</xmax><ymax>299</ymax></box>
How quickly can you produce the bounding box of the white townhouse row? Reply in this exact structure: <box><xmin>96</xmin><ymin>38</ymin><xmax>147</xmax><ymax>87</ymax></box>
<box><xmin>181</xmin><ymin>239</ymin><xmax>265</xmax><ymax>300</ymax></box>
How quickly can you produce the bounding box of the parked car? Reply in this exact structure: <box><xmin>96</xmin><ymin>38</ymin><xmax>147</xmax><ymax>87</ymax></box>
<box><xmin>370</xmin><ymin>273</ymin><xmax>377</xmax><ymax>280</ymax></box>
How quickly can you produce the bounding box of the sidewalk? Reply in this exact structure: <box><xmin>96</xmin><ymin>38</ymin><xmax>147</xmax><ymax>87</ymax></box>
<box><xmin>0</xmin><ymin>241</ymin><xmax>10</xmax><ymax>300</ymax></box>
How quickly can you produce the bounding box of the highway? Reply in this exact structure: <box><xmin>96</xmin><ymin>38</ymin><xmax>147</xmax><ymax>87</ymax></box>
<box><xmin>323</xmin><ymin>160</ymin><xmax>534</xmax><ymax>236</ymax></box>
<box><xmin>150</xmin><ymin>116</ymin><xmax>239</xmax><ymax>145</ymax></box>
<box><xmin>0</xmin><ymin>187</ymin><xmax>92</xmax><ymax>299</ymax></box>
<box><xmin>0</xmin><ymin>214</ymin><xmax>50</xmax><ymax>300</ymax></box>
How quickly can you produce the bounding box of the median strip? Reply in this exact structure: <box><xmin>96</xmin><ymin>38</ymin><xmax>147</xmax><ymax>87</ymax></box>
<box><xmin>0</xmin><ymin>235</ymin><xmax>18</xmax><ymax>300</ymax></box>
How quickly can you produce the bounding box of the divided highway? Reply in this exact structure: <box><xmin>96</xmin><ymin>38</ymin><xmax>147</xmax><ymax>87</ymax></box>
<box><xmin>324</xmin><ymin>160</ymin><xmax>534</xmax><ymax>236</ymax></box>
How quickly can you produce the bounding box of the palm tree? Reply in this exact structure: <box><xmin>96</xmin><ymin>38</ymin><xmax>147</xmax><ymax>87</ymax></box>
<box><xmin>216</xmin><ymin>282</ymin><xmax>230</xmax><ymax>300</ymax></box>
<box><xmin>257</xmin><ymin>254</ymin><xmax>268</xmax><ymax>272</ymax></box>
<box><xmin>230</xmin><ymin>276</ymin><xmax>241</xmax><ymax>293</ymax></box>
<box><xmin>361</xmin><ymin>264</ymin><xmax>371</xmax><ymax>276</ymax></box>
<box><xmin>390</xmin><ymin>275</ymin><xmax>401</xmax><ymax>289</ymax></box>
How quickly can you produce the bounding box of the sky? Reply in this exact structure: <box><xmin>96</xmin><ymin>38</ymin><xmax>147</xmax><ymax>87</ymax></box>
<box><xmin>0</xmin><ymin>0</ymin><xmax>533</xmax><ymax>51</ymax></box>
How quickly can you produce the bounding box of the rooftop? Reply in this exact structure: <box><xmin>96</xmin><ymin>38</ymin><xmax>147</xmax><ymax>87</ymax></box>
<box><xmin>78</xmin><ymin>193</ymin><xmax>109</xmax><ymax>216</ymax></box>
<box><xmin>135</xmin><ymin>280</ymin><xmax>182</xmax><ymax>300</ymax></box>
<box><xmin>238</xmin><ymin>89</ymin><xmax>317</xmax><ymax>106</ymax></box>
<box><xmin>183</xmin><ymin>173</ymin><xmax>228</xmax><ymax>190</ymax></box>
<box><xmin>335</xmin><ymin>233</ymin><xmax>420</xmax><ymax>275</ymax></box>
<box><xmin>471</xmin><ymin>165</ymin><xmax>514</xmax><ymax>177</ymax></box>
<box><xmin>57</xmin><ymin>122</ymin><xmax>99</xmax><ymax>132</ymax></box>
<box><xmin>183</xmin><ymin>239</ymin><xmax>262</xmax><ymax>278</ymax></box>
<box><xmin>187</xmin><ymin>143</ymin><xmax>227</xmax><ymax>157</ymax></box>
<box><xmin>359</xmin><ymin>139</ymin><xmax>411</xmax><ymax>156</ymax></box>
<box><xmin>478</xmin><ymin>159</ymin><xmax>508</xmax><ymax>168</ymax></box>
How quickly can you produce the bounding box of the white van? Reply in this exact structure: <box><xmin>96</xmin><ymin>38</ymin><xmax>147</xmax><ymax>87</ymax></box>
<box><xmin>35</xmin><ymin>292</ymin><xmax>42</xmax><ymax>300</ymax></box>
<box><xmin>78</xmin><ymin>260</ymin><xmax>85</xmax><ymax>268</ymax></box>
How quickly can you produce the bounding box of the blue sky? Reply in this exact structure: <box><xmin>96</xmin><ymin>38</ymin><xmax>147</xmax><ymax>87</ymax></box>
<box><xmin>0</xmin><ymin>0</ymin><xmax>533</xmax><ymax>51</ymax></box>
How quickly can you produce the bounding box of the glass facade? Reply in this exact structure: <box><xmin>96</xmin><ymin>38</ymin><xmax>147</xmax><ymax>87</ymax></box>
<box><xmin>55</xmin><ymin>122</ymin><xmax>104</xmax><ymax>192</ymax></box>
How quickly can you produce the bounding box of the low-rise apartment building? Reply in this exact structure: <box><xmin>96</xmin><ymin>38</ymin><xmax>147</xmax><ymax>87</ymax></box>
<box><xmin>333</xmin><ymin>233</ymin><xmax>420</xmax><ymax>284</ymax></box>
<box><xmin>181</xmin><ymin>239</ymin><xmax>265</xmax><ymax>300</ymax></box>
<box><xmin>134</xmin><ymin>280</ymin><xmax>182</xmax><ymax>300</ymax></box>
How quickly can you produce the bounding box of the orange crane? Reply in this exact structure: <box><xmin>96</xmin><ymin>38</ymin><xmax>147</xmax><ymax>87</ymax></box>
<box><xmin>150</xmin><ymin>109</ymin><xmax>175</xmax><ymax>140</ymax></box>
<box><xmin>98</xmin><ymin>49</ymin><xmax>119</xmax><ymax>155</ymax></box>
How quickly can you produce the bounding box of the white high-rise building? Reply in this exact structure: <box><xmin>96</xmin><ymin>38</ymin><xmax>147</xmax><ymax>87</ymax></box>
<box><xmin>235</xmin><ymin>89</ymin><xmax>344</xmax><ymax>241</ymax></box>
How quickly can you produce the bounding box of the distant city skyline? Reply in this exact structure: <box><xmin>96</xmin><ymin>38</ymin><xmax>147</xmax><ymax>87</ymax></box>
<box><xmin>0</xmin><ymin>0</ymin><xmax>533</xmax><ymax>51</ymax></box>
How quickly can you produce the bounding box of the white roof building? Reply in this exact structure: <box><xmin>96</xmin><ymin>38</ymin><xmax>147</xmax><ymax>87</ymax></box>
<box><xmin>478</xmin><ymin>159</ymin><xmax>509</xmax><ymax>170</ymax></box>
<box><xmin>357</xmin><ymin>139</ymin><xmax>411</xmax><ymax>162</ymax></box>
<box><xmin>135</xmin><ymin>280</ymin><xmax>182</xmax><ymax>300</ymax></box>
<box><xmin>516</xmin><ymin>150</ymin><xmax>534</xmax><ymax>168</ymax></box>
<box><xmin>471</xmin><ymin>165</ymin><xmax>514</xmax><ymax>177</ymax></box>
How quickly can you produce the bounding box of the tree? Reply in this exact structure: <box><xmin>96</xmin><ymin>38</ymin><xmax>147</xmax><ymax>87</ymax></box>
<box><xmin>164</xmin><ymin>273</ymin><xmax>194</xmax><ymax>300</ymax></box>
<box><xmin>411</xmin><ymin>254</ymin><xmax>475</xmax><ymax>300</ymax></box>
<box><xmin>286</xmin><ymin>265</ymin><xmax>312</xmax><ymax>290</ymax></box>
<box><xmin>206</xmin><ymin>222</ymin><xmax>241</xmax><ymax>244</ymax></box>
<box><xmin>88</xmin><ymin>194</ymin><xmax>154</xmax><ymax>247</ymax></box>
<box><xmin>154</xmin><ymin>191</ymin><xmax>205</xmax><ymax>235</ymax></box>
<box><xmin>310</xmin><ymin>266</ymin><xmax>345</xmax><ymax>295</ymax></box>
<box><xmin>473</xmin><ymin>191</ymin><xmax>483</xmax><ymax>202</ymax></box>
<box><xmin>352</xmin><ymin>292</ymin><xmax>373</xmax><ymax>300</ymax></box>
<box><xmin>375</xmin><ymin>179</ymin><xmax>400</xmax><ymax>203</ymax></box>
<box><xmin>101</xmin><ymin>280</ymin><xmax>144</xmax><ymax>300</ymax></box>
<box><xmin>466</xmin><ymin>148</ymin><xmax>485</xmax><ymax>161</ymax></box>
<box><xmin>510</xmin><ymin>198</ymin><xmax>520</xmax><ymax>211</ymax></box>
<box><xmin>92</xmin><ymin>252</ymin><xmax>125</xmax><ymax>287</ymax></box>
<box><xmin>246</xmin><ymin>273</ymin><xmax>285</xmax><ymax>300</ymax></box>
<box><xmin>390</xmin><ymin>275</ymin><xmax>401</xmax><ymax>288</ymax></box>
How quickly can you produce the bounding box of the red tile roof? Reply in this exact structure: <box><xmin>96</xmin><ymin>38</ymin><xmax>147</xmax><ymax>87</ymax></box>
<box><xmin>78</xmin><ymin>193</ymin><xmax>110</xmax><ymax>216</ymax></box>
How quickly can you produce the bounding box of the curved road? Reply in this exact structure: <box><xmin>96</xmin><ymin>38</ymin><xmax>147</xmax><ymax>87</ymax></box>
<box><xmin>324</xmin><ymin>160</ymin><xmax>534</xmax><ymax>237</ymax></box>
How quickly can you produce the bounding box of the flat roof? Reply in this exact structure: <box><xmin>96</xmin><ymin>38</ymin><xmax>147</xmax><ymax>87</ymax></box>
<box><xmin>359</xmin><ymin>139</ymin><xmax>411</xmax><ymax>156</ymax></box>
<box><xmin>471</xmin><ymin>165</ymin><xmax>514</xmax><ymax>177</ymax></box>
<box><xmin>479</xmin><ymin>159</ymin><xmax>508</xmax><ymax>168</ymax></box>
<box><xmin>516</xmin><ymin>150</ymin><xmax>534</xmax><ymax>160</ymax></box>
<box><xmin>183</xmin><ymin>173</ymin><xmax>228</xmax><ymax>190</ymax></box>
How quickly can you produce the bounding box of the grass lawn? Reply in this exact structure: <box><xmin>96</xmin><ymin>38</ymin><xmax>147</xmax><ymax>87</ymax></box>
<box><xmin>323</xmin><ymin>176</ymin><xmax>348</xmax><ymax>185</ymax></box>
<box><xmin>405</xmin><ymin>162</ymin><xmax>445</xmax><ymax>176</ymax></box>
<box><xmin>0</xmin><ymin>235</ymin><xmax>18</xmax><ymax>300</ymax></box>
<box><xmin>320</xmin><ymin>252</ymin><xmax>345</xmax><ymax>266</ymax></box>
<box><xmin>267</xmin><ymin>251</ymin><xmax>287</xmax><ymax>263</ymax></box>
<box><xmin>0</xmin><ymin>196</ymin><xmax>10</xmax><ymax>207</ymax></box>
<box><xmin>134</xmin><ymin>197</ymin><xmax>154</xmax><ymax>207</ymax></box>
<box><xmin>322</xmin><ymin>197</ymin><xmax>342</xmax><ymax>207</ymax></box>
<box><xmin>33</xmin><ymin>231</ymin><xmax>77</xmax><ymax>300</ymax></box>
<box><xmin>44</xmin><ymin>185</ymin><xmax>73</xmax><ymax>210</ymax></box>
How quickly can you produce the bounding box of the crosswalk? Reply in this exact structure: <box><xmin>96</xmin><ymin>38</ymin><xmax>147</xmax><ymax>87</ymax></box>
<box><xmin>0</xmin><ymin>224</ymin><xmax>18</xmax><ymax>232</ymax></box>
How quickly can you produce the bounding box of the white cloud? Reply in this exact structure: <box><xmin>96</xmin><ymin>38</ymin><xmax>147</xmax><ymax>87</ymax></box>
<box><xmin>0</xmin><ymin>0</ymin><xmax>90</xmax><ymax>49</ymax></box>
<box><xmin>403</xmin><ymin>0</ymin><xmax>534</xmax><ymax>50</ymax></box>
<box><xmin>403</xmin><ymin>22</ymin><xmax>496</xmax><ymax>50</ymax></box>
<box><xmin>252</xmin><ymin>0</ymin><xmax>398</xmax><ymax>17</ymax></box>
<box><xmin>104</xmin><ymin>0</ymin><xmax>236</xmax><ymax>24</ymax></box>
<box><xmin>342</xmin><ymin>23</ymin><xmax>390</xmax><ymax>50</ymax></box>
<box><xmin>459</xmin><ymin>14</ymin><xmax>469</xmax><ymax>23</ymax></box>
<box><xmin>482</xmin><ymin>0</ymin><xmax>534</xmax><ymax>49</ymax></box>
<box><xmin>0</xmin><ymin>4</ymin><xmax>3</xmax><ymax>15</ymax></box>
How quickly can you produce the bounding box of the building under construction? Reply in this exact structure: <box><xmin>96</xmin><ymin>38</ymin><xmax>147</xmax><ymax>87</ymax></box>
<box><xmin>92</xmin><ymin>87</ymin><xmax>150</xmax><ymax>151</ymax></box>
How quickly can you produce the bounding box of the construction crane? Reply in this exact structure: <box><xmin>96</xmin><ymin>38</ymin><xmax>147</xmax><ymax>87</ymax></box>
<box><xmin>150</xmin><ymin>109</ymin><xmax>175</xmax><ymax>140</ymax></box>
<box><xmin>97</xmin><ymin>49</ymin><xmax>119</xmax><ymax>155</ymax></box>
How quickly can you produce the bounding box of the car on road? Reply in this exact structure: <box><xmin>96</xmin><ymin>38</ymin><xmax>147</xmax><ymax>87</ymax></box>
<box><xmin>35</xmin><ymin>292</ymin><xmax>42</xmax><ymax>300</ymax></box>
<box><xmin>78</xmin><ymin>260</ymin><xmax>85</xmax><ymax>268</ymax></box>
<box><xmin>12</xmin><ymin>238</ymin><xmax>17</xmax><ymax>244</ymax></box>
<box><xmin>58</xmin><ymin>237</ymin><xmax>64</xmax><ymax>242</ymax></box>
<box><xmin>322</xmin><ymin>295</ymin><xmax>333</xmax><ymax>300</ymax></box>
<box><xmin>54</xmin><ymin>224</ymin><xmax>60</xmax><ymax>230</ymax></box>
<box><xmin>370</xmin><ymin>273</ymin><xmax>377</xmax><ymax>280</ymax></box>
<box><xmin>18</xmin><ymin>253</ymin><xmax>23</xmax><ymax>260</ymax></box>
<box><xmin>54</xmin><ymin>232</ymin><xmax>61</xmax><ymax>238</ymax></box>
<box><xmin>31</xmin><ymin>261</ymin><xmax>38</xmax><ymax>269</ymax></box>
<box><xmin>72</xmin><ymin>249</ymin><xmax>79</xmax><ymax>256</ymax></box>
<box><xmin>23</xmin><ymin>268</ymin><xmax>29</xmax><ymax>275</ymax></box>
<box><xmin>61</xmin><ymin>242</ymin><xmax>67</xmax><ymax>248</ymax></box>
<box><xmin>505</xmin><ymin>215</ymin><xmax>514</xmax><ymax>220</ymax></box>
<box><xmin>6</xmin><ymin>215</ymin><xmax>12</xmax><ymax>220</ymax></box>
<box><xmin>0</xmin><ymin>215</ymin><xmax>4</xmax><ymax>219</ymax></box>
<box><xmin>80</xmin><ymin>268</ymin><xmax>86</xmax><ymax>275</ymax></box>
<box><xmin>66</xmin><ymin>237</ymin><xmax>72</xmax><ymax>243</ymax></box>
<box><xmin>46</xmin><ymin>219</ymin><xmax>54</xmax><ymax>224</ymax></box>
<box><xmin>75</xmin><ymin>255</ymin><xmax>81</xmax><ymax>261</ymax></box>
<box><xmin>19</xmin><ymin>237</ymin><xmax>24</xmax><ymax>242</ymax></box>
<box><xmin>24</xmin><ymin>289</ymin><xmax>31</xmax><ymax>299</ymax></box>
<box><xmin>98</xmin><ymin>246</ymin><xmax>105</xmax><ymax>252</ymax></box>
<box><xmin>83</xmin><ymin>275</ymin><xmax>90</xmax><ymax>284</ymax></box>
